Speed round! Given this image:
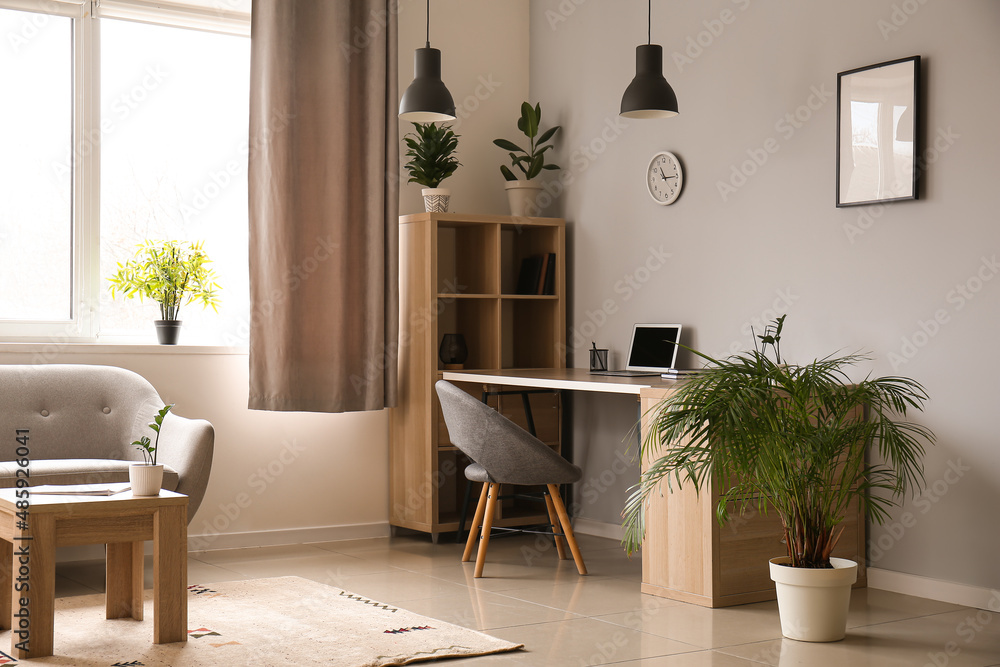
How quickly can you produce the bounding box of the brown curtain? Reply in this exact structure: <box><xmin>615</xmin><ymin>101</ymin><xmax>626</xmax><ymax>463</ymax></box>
<box><xmin>248</xmin><ymin>0</ymin><xmax>398</xmax><ymax>412</ymax></box>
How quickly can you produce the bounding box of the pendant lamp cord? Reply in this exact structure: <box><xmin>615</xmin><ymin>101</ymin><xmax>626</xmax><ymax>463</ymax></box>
<box><xmin>647</xmin><ymin>0</ymin><xmax>651</xmax><ymax>45</ymax></box>
<box><xmin>425</xmin><ymin>0</ymin><xmax>431</xmax><ymax>48</ymax></box>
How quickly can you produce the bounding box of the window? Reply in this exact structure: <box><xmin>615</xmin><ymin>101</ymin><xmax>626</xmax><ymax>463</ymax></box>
<box><xmin>0</xmin><ymin>8</ymin><xmax>74</xmax><ymax>323</ymax></box>
<box><xmin>0</xmin><ymin>0</ymin><xmax>251</xmax><ymax>344</ymax></box>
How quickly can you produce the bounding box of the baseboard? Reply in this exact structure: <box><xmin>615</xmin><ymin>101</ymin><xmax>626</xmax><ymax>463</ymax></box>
<box><xmin>572</xmin><ymin>517</ymin><xmax>624</xmax><ymax>541</ymax></box>
<box><xmin>55</xmin><ymin>522</ymin><xmax>392</xmax><ymax>562</ymax></box>
<box><xmin>188</xmin><ymin>521</ymin><xmax>392</xmax><ymax>552</ymax></box>
<box><xmin>869</xmin><ymin>567</ymin><xmax>1000</xmax><ymax>611</ymax></box>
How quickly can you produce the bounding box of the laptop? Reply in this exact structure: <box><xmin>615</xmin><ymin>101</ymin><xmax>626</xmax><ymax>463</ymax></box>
<box><xmin>591</xmin><ymin>323</ymin><xmax>683</xmax><ymax>377</ymax></box>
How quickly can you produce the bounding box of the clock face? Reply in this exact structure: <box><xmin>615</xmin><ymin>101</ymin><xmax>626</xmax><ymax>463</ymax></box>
<box><xmin>647</xmin><ymin>152</ymin><xmax>683</xmax><ymax>205</ymax></box>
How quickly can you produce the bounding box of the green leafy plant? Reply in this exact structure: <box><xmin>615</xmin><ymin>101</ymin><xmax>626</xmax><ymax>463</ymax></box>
<box><xmin>494</xmin><ymin>102</ymin><xmax>561</xmax><ymax>182</ymax></box>
<box><xmin>622</xmin><ymin>316</ymin><xmax>935</xmax><ymax>569</ymax></box>
<box><xmin>132</xmin><ymin>404</ymin><xmax>174</xmax><ymax>465</ymax></box>
<box><xmin>403</xmin><ymin>122</ymin><xmax>461</xmax><ymax>188</ymax></box>
<box><xmin>108</xmin><ymin>240</ymin><xmax>221</xmax><ymax>321</ymax></box>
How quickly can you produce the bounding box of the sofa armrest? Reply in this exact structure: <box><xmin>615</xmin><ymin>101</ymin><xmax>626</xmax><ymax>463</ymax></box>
<box><xmin>155</xmin><ymin>412</ymin><xmax>214</xmax><ymax>519</ymax></box>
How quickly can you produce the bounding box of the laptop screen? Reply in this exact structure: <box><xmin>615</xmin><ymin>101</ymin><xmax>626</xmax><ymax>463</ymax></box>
<box><xmin>626</xmin><ymin>324</ymin><xmax>682</xmax><ymax>371</ymax></box>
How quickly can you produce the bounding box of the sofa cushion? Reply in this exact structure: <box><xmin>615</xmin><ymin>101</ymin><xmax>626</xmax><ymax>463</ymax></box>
<box><xmin>0</xmin><ymin>459</ymin><xmax>179</xmax><ymax>491</ymax></box>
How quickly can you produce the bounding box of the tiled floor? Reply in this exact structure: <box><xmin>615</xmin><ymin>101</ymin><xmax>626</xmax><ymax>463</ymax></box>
<box><xmin>55</xmin><ymin>533</ymin><xmax>1000</xmax><ymax>666</ymax></box>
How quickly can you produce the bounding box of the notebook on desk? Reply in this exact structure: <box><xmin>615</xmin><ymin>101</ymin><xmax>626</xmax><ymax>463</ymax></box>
<box><xmin>590</xmin><ymin>323</ymin><xmax>683</xmax><ymax>376</ymax></box>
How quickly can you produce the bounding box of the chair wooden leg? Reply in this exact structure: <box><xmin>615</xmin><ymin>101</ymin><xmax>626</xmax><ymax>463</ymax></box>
<box><xmin>547</xmin><ymin>484</ymin><xmax>587</xmax><ymax>575</ymax></box>
<box><xmin>463</xmin><ymin>482</ymin><xmax>489</xmax><ymax>562</ymax></box>
<box><xmin>474</xmin><ymin>483</ymin><xmax>500</xmax><ymax>578</ymax></box>
<box><xmin>543</xmin><ymin>490</ymin><xmax>568</xmax><ymax>560</ymax></box>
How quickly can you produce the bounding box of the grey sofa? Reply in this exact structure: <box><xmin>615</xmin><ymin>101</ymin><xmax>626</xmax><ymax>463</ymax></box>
<box><xmin>0</xmin><ymin>364</ymin><xmax>214</xmax><ymax>519</ymax></box>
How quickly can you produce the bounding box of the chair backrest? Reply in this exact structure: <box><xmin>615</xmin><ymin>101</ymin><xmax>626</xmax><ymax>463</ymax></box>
<box><xmin>0</xmin><ymin>364</ymin><xmax>163</xmax><ymax>461</ymax></box>
<box><xmin>435</xmin><ymin>380</ymin><xmax>581</xmax><ymax>486</ymax></box>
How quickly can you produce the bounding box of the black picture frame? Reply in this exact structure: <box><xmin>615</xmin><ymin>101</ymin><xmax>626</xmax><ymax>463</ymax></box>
<box><xmin>836</xmin><ymin>55</ymin><xmax>920</xmax><ymax>207</ymax></box>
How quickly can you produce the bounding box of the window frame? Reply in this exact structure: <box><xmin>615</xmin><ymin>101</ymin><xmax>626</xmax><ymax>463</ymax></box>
<box><xmin>0</xmin><ymin>0</ymin><xmax>249</xmax><ymax>342</ymax></box>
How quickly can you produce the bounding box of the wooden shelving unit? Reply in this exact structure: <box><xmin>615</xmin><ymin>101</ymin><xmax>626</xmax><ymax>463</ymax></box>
<box><xmin>390</xmin><ymin>213</ymin><xmax>566</xmax><ymax>541</ymax></box>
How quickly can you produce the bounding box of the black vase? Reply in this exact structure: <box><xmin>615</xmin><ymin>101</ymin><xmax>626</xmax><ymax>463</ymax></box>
<box><xmin>439</xmin><ymin>333</ymin><xmax>469</xmax><ymax>368</ymax></box>
<box><xmin>154</xmin><ymin>320</ymin><xmax>182</xmax><ymax>345</ymax></box>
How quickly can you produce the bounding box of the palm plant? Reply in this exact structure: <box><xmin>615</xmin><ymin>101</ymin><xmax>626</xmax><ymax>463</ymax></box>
<box><xmin>622</xmin><ymin>316</ymin><xmax>934</xmax><ymax>568</ymax></box>
<box><xmin>108</xmin><ymin>240</ymin><xmax>221</xmax><ymax>321</ymax></box>
<box><xmin>403</xmin><ymin>122</ymin><xmax>461</xmax><ymax>188</ymax></box>
<box><xmin>494</xmin><ymin>102</ymin><xmax>561</xmax><ymax>181</ymax></box>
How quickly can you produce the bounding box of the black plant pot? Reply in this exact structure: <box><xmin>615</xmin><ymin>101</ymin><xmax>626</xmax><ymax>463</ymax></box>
<box><xmin>154</xmin><ymin>320</ymin><xmax>182</xmax><ymax>345</ymax></box>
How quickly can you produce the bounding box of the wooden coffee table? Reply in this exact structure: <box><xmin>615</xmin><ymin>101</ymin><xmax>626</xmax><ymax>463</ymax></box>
<box><xmin>0</xmin><ymin>487</ymin><xmax>188</xmax><ymax>659</ymax></box>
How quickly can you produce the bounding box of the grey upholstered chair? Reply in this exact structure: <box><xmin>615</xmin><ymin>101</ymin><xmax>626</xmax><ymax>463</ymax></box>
<box><xmin>435</xmin><ymin>380</ymin><xmax>587</xmax><ymax>578</ymax></box>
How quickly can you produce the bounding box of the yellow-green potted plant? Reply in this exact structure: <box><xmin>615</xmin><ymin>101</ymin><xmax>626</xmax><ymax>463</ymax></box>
<box><xmin>108</xmin><ymin>240</ymin><xmax>221</xmax><ymax>344</ymax></box>
<box><xmin>622</xmin><ymin>316</ymin><xmax>935</xmax><ymax>642</ymax></box>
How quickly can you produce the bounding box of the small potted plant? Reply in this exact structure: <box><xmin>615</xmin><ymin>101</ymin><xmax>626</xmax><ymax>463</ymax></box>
<box><xmin>130</xmin><ymin>404</ymin><xmax>173</xmax><ymax>496</ymax></box>
<box><xmin>108</xmin><ymin>239</ymin><xmax>221</xmax><ymax>345</ymax></box>
<box><xmin>622</xmin><ymin>316</ymin><xmax>935</xmax><ymax>642</ymax></box>
<box><xmin>403</xmin><ymin>122</ymin><xmax>461</xmax><ymax>212</ymax></box>
<box><xmin>494</xmin><ymin>102</ymin><xmax>561</xmax><ymax>216</ymax></box>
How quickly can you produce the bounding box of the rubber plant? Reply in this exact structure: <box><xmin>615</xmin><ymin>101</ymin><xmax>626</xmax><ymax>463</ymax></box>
<box><xmin>403</xmin><ymin>122</ymin><xmax>461</xmax><ymax>188</ymax></box>
<box><xmin>494</xmin><ymin>102</ymin><xmax>561</xmax><ymax>181</ymax></box>
<box><xmin>108</xmin><ymin>240</ymin><xmax>221</xmax><ymax>321</ymax></box>
<box><xmin>621</xmin><ymin>316</ymin><xmax>935</xmax><ymax>568</ymax></box>
<box><xmin>132</xmin><ymin>404</ymin><xmax>174</xmax><ymax>466</ymax></box>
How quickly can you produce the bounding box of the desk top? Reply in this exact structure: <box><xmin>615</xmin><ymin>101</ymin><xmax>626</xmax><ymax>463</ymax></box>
<box><xmin>442</xmin><ymin>368</ymin><xmax>683</xmax><ymax>395</ymax></box>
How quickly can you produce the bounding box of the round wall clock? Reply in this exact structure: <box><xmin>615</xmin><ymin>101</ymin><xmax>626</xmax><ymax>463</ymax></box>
<box><xmin>646</xmin><ymin>151</ymin><xmax>683</xmax><ymax>205</ymax></box>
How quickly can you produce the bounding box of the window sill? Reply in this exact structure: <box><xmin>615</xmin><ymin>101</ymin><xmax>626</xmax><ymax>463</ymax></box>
<box><xmin>0</xmin><ymin>341</ymin><xmax>248</xmax><ymax>356</ymax></box>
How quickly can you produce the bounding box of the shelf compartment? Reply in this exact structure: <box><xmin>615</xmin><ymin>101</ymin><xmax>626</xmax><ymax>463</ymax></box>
<box><xmin>501</xmin><ymin>298</ymin><xmax>561</xmax><ymax>369</ymax></box>
<box><xmin>437</xmin><ymin>223</ymin><xmax>498</xmax><ymax>295</ymax></box>
<box><xmin>500</xmin><ymin>224</ymin><xmax>561</xmax><ymax>295</ymax></box>
<box><xmin>437</xmin><ymin>297</ymin><xmax>499</xmax><ymax>371</ymax></box>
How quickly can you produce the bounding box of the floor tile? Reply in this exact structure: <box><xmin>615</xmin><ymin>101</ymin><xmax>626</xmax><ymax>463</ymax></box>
<box><xmin>486</xmin><ymin>616</ymin><xmax>700</xmax><ymax>666</ymax></box>
<box><xmin>719</xmin><ymin>608</ymin><xmax>1000</xmax><ymax>667</ymax></box>
<box><xmin>596</xmin><ymin>599</ymin><xmax>783</xmax><ymax>650</ymax></box>
<box><xmin>397</xmin><ymin>587</ymin><xmax>583</xmax><ymax>630</ymax></box>
<box><xmin>499</xmin><ymin>575</ymin><xmax>682</xmax><ymax>617</ymax></box>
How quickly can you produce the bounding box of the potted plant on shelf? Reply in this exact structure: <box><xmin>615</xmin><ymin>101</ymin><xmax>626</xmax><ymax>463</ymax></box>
<box><xmin>494</xmin><ymin>101</ymin><xmax>561</xmax><ymax>216</ymax></box>
<box><xmin>622</xmin><ymin>316</ymin><xmax>935</xmax><ymax>642</ymax></box>
<box><xmin>403</xmin><ymin>122</ymin><xmax>461</xmax><ymax>213</ymax></box>
<box><xmin>130</xmin><ymin>404</ymin><xmax>173</xmax><ymax>496</ymax></box>
<box><xmin>108</xmin><ymin>239</ymin><xmax>221</xmax><ymax>345</ymax></box>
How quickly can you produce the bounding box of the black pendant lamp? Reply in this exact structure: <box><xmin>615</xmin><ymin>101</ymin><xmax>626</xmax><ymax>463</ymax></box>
<box><xmin>399</xmin><ymin>0</ymin><xmax>455</xmax><ymax>122</ymax></box>
<box><xmin>620</xmin><ymin>0</ymin><xmax>678</xmax><ymax>119</ymax></box>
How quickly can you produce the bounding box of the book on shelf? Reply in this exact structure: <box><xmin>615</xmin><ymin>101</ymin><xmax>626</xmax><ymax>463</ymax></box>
<box><xmin>541</xmin><ymin>253</ymin><xmax>556</xmax><ymax>295</ymax></box>
<box><xmin>30</xmin><ymin>483</ymin><xmax>131</xmax><ymax>496</ymax></box>
<box><xmin>516</xmin><ymin>255</ymin><xmax>545</xmax><ymax>295</ymax></box>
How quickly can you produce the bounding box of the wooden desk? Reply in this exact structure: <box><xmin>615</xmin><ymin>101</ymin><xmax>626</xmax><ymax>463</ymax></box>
<box><xmin>444</xmin><ymin>369</ymin><xmax>866</xmax><ymax>608</ymax></box>
<box><xmin>0</xmin><ymin>488</ymin><xmax>188</xmax><ymax>658</ymax></box>
<box><xmin>442</xmin><ymin>367</ymin><xmax>680</xmax><ymax>395</ymax></box>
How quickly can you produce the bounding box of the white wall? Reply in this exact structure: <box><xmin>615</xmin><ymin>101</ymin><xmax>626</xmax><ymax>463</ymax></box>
<box><xmin>397</xmin><ymin>0</ymin><xmax>530</xmax><ymax>216</ymax></box>
<box><xmin>530</xmin><ymin>0</ymin><xmax>1000</xmax><ymax>598</ymax></box>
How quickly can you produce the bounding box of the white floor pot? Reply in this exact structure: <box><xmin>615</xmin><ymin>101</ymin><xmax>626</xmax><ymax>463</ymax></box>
<box><xmin>769</xmin><ymin>556</ymin><xmax>858</xmax><ymax>642</ymax></box>
<box><xmin>504</xmin><ymin>180</ymin><xmax>544</xmax><ymax>217</ymax></box>
<box><xmin>421</xmin><ymin>188</ymin><xmax>451</xmax><ymax>213</ymax></box>
<box><xmin>129</xmin><ymin>463</ymin><xmax>164</xmax><ymax>496</ymax></box>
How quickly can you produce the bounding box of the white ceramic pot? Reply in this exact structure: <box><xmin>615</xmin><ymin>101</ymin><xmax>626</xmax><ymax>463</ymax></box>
<box><xmin>769</xmin><ymin>556</ymin><xmax>858</xmax><ymax>642</ymax></box>
<box><xmin>421</xmin><ymin>188</ymin><xmax>451</xmax><ymax>213</ymax></box>
<box><xmin>504</xmin><ymin>180</ymin><xmax>544</xmax><ymax>217</ymax></box>
<box><xmin>129</xmin><ymin>463</ymin><xmax>164</xmax><ymax>497</ymax></box>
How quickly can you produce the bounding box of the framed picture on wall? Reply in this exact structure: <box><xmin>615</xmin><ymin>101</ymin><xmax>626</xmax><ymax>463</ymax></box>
<box><xmin>836</xmin><ymin>55</ymin><xmax>921</xmax><ymax>207</ymax></box>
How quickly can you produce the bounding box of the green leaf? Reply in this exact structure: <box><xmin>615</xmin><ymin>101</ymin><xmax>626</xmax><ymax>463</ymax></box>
<box><xmin>527</xmin><ymin>154</ymin><xmax>544</xmax><ymax>180</ymax></box>
<box><xmin>493</xmin><ymin>139</ymin><xmax>526</xmax><ymax>153</ymax></box>
<box><xmin>521</xmin><ymin>101</ymin><xmax>538</xmax><ymax>138</ymax></box>
<box><xmin>536</xmin><ymin>125</ymin><xmax>560</xmax><ymax>146</ymax></box>
<box><xmin>500</xmin><ymin>165</ymin><xmax>518</xmax><ymax>182</ymax></box>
